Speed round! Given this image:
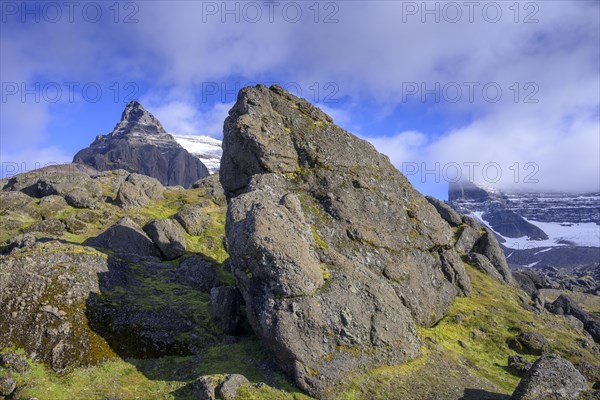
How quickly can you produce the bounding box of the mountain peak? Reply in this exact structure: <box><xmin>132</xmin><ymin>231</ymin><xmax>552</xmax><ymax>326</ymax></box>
<box><xmin>110</xmin><ymin>100</ymin><xmax>167</xmax><ymax>137</ymax></box>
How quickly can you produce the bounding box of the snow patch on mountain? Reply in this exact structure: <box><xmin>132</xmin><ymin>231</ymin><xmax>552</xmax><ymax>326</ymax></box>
<box><xmin>172</xmin><ymin>135</ymin><xmax>222</xmax><ymax>174</ymax></box>
<box><xmin>472</xmin><ymin>212</ymin><xmax>600</xmax><ymax>249</ymax></box>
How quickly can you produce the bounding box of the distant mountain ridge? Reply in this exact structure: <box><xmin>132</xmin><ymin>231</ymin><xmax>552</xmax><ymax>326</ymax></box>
<box><xmin>74</xmin><ymin>101</ymin><xmax>210</xmax><ymax>188</ymax></box>
<box><xmin>448</xmin><ymin>180</ymin><xmax>600</xmax><ymax>268</ymax></box>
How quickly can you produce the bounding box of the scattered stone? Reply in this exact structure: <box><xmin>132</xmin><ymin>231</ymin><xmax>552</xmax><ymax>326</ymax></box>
<box><xmin>24</xmin><ymin>218</ymin><xmax>65</xmax><ymax>236</ymax></box>
<box><xmin>174</xmin><ymin>205</ymin><xmax>211</xmax><ymax>236</ymax></box>
<box><xmin>143</xmin><ymin>219</ymin><xmax>187</xmax><ymax>260</ymax></box>
<box><xmin>0</xmin><ymin>375</ymin><xmax>17</xmax><ymax>396</ymax></box>
<box><xmin>546</xmin><ymin>294</ymin><xmax>600</xmax><ymax>344</ymax></box>
<box><xmin>508</xmin><ymin>355</ymin><xmax>533</xmax><ymax>376</ymax></box>
<box><xmin>217</xmin><ymin>374</ymin><xmax>250</xmax><ymax>400</ymax></box>
<box><xmin>116</xmin><ymin>173</ymin><xmax>164</xmax><ymax>208</ymax></box>
<box><xmin>38</xmin><ymin>195</ymin><xmax>68</xmax><ymax>217</ymax></box>
<box><xmin>210</xmin><ymin>286</ymin><xmax>241</xmax><ymax>335</ymax></box>
<box><xmin>0</xmin><ymin>351</ymin><xmax>31</xmax><ymax>374</ymax></box>
<box><xmin>191</xmin><ymin>376</ymin><xmax>218</xmax><ymax>400</ymax></box>
<box><xmin>64</xmin><ymin>216</ymin><xmax>88</xmax><ymax>235</ymax></box>
<box><xmin>510</xmin><ymin>354</ymin><xmax>588</xmax><ymax>400</ymax></box>
<box><xmin>508</xmin><ymin>332</ymin><xmax>550</xmax><ymax>356</ymax></box>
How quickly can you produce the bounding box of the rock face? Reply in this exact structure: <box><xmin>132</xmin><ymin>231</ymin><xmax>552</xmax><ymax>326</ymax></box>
<box><xmin>116</xmin><ymin>173</ymin><xmax>164</xmax><ymax>208</ymax></box>
<box><xmin>86</xmin><ymin>217</ymin><xmax>161</xmax><ymax>259</ymax></box>
<box><xmin>143</xmin><ymin>219</ymin><xmax>187</xmax><ymax>260</ymax></box>
<box><xmin>510</xmin><ymin>354</ymin><xmax>588</xmax><ymax>400</ymax></box>
<box><xmin>221</xmin><ymin>85</ymin><xmax>472</xmax><ymax>397</ymax></box>
<box><xmin>210</xmin><ymin>286</ymin><xmax>241</xmax><ymax>335</ymax></box>
<box><xmin>508</xmin><ymin>332</ymin><xmax>550</xmax><ymax>356</ymax></box>
<box><xmin>73</xmin><ymin>101</ymin><xmax>209</xmax><ymax>188</ymax></box>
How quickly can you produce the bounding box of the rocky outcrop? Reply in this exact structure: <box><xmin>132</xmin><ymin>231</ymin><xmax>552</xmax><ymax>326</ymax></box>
<box><xmin>221</xmin><ymin>84</ymin><xmax>472</xmax><ymax>397</ymax></box>
<box><xmin>174</xmin><ymin>205</ymin><xmax>211</xmax><ymax>236</ymax></box>
<box><xmin>510</xmin><ymin>354</ymin><xmax>588</xmax><ymax>399</ymax></box>
<box><xmin>74</xmin><ymin>101</ymin><xmax>209</xmax><ymax>188</ymax></box>
<box><xmin>426</xmin><ymin>196</ymin><xmax>463</xmax><ymax>226</ymax></box>
<box><xmin>179</xmin><ymin>256</ymin><xmax>219</xmax><ymax>291</ymax></box>
<box><xmin>546</xmin><ymin>295</ymin><xmax>600</xmax><ymax>343</ymax></box>
<box><xmin>2</xmin><ymin>163</ymin><xmax>103</xmax><ymax>209</ymax></box>
<box><xmin>508</xmin><ymin>355</ymin><xmax>533</xmax><ymax>376</ymax></box>
<box><xmin>471</xmin><ymin>230</ymin><xmax>514</xmax><ymax>284</ymax></box>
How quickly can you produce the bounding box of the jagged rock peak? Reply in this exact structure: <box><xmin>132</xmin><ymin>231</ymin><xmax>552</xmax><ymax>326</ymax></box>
<box><xmin>110</xmin><ymin>100</ymin><xmax>167</xmax><ymax>137</ymax></box>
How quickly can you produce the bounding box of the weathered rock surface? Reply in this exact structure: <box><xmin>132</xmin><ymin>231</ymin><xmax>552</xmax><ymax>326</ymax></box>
<box><xmin>0</xmin><ymin>242</ymin><xmax>115</xmax><ymax>372</ymax></box>
<box><xmin>179</xmin><ymin>256</ymin><xmax>219</xmax><ymax>291</ymax></box>
<box><xmin>86</xmin><ymin>217</ymin><xmax>161</xmax><ymax>259</ymax></box>
<box><xmin>210</xmin><ymin>286</ymin><xmax>241</xmax><ymax>335</ymax></box>
<box><xmin>0</xmin><ymin>375</ymin><xmax>17</xmax><ymax>396</ymax></box>
<box><xmin>221</xmin><ymin>84</ymin><xmax>473</xmax><ymax>397</ymax></box>
<box><xmin>2</xmin><ymin>163</ymin><xmax>102</xmax><ymax>209</ymax></box>
<box><xmin>426</xmin><ymin>196</ymin><xmax>463</xmax><ymax>226</ymax></box>
<box><xmin>174</xmin><ymin>205</ymin><xmax>211</xmax><ymax>236</ymax></box>
<box><xmin>116</xmin><ymin>173</ymin><xmax>164</xmax><ymax>208</ymax></box>
<box><xmin>143</xmin><ymin>219</ymin><xmax>187</xmax><ymax>260</ymax></box>
<box><xmin>510</xmin><ymin>354</ymin><xmax>588</xmax><ymax>399</ymax></box>
<box><xmin>546</xmin><ymin>295</ymin><xmax>600</xmax><ymax>344</ymax></box>
<box><xmin>508</xmin><ymin>355</ymin><xmax>533</xmax><ymax>376</ymax></box>
<box><xmin>471</xmin><ymin>230</ymin><xmax>514</xmax><ymax>284</ymax></box>
<box><xmin>192</xmin><ymin>174</ymin><xmax>226</xmax><ymax>206</ymax></box>
<box><xmin>217</xmin><ymin>374</ymin><xmax>250</xmax><ymax>400</ymax></box>
<box><xmin>74</xmin><ymin>101</ymin><xmax>209</xmax><ymax>188</ymax></box>
<box><xmin>0</xmin><ymin>351</ymin><xmax>31</xmax><ymax>374</ymax></box>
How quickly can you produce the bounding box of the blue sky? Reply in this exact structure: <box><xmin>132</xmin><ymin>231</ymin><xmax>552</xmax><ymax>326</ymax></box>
<box><xmin>1</xmin><ymin>1</ymin><xmax>599</xmax><ymax>199</ymax></box>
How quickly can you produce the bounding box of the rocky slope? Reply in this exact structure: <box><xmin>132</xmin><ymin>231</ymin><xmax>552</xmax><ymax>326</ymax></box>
<box><xmin>0</xmin><ymin>87</ymin><xmax>599</xmax><ymax>399</ymax></box>
<box><xmin>73</xmin><ymin>101</ymin><xmax>210</xmax><ymax>188</ymax></box>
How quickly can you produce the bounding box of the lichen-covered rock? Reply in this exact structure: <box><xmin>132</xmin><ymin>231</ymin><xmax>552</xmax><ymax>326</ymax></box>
<box><xmin>143</xmin><ymin>219</ymin><xmax>187</xmax><ymax>260</ymax></box>
<box><xmin>0</xmin><ymin>241</ymin><xmax>115</xmax><ymax>372</ymax></box>
<box><xmin>116</xmin><ymin>173</ymin><xmax>164</xmax><ymax>208</ymax></box>
<box><xmin>510</xmin><ymin>354</ymin><xmax>588</xmax><ymax>399</ymax></box>
<box><xmin>1</xmin><ymin>233</ymin><xmax>37</xmax><ymax>254</ymax></box>
<box><xmin>210</xmin><ymin>286</ymin><xmax>241</xmax><ymax>335</ymax></box>
<box><xmin>454</xmin><ymin>225</ymin><xmax>481</xmax><ymax>255</ymax></box>
<box><xmin>85</xmin><ymin>217</ymin><xmax>161</xmax><ymax>259</ymax></box>
<box><xmin>174</xmin><ymin>205</ymin><xmax>211</xmax><ymax>236</ymax></box>
<box><xmin>0</xmin><ymin>375</ymin><xmax>17</xmax><ymax>396</ymax></box>
<box><xmin>24</xmin><ymin>218</ymin><xmax>66</xmax><ymax>236</ymax></box>
<box><xmin>192</xmin><ymin>174</ymin><xmax>226</xmax><ymax>206</ymax></box>
<box><xmin>38</xmin><ymin>195</ymin><xmax>68</xmax><ymax>217</ymax></box>
<box><xmin>0</xmin><ymin>351</ymin><xmax>31</xmax><ymax>374</ymax></box>
<box><xmin>191</xmin><ymin>376</ymin><xmax>218</xmax><ymax>400</ymax></box>
<box><xmin>217</xmin><ymin>374</ymin><xmax>250</xmax><ymax>400</ymax></box>
<box><xmin>221</xmin><ymin>84</ymin><xmax>471</xmax><ymax>397</ymax></box>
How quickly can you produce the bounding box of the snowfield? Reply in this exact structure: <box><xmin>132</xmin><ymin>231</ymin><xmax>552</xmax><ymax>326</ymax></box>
<box><xmin>172</xmin><ymin>135</ymin><xmax>222</xmax><ymax>174</ymax></box>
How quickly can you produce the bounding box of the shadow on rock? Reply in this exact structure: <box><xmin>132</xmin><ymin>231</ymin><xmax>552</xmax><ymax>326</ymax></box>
<box><xmin>460</xmin><ymin>388</ymin><xmax>510</xmax><ymax>400</ymax></box>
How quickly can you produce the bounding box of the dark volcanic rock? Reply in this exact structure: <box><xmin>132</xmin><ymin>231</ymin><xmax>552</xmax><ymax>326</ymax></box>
<box><xmin>73</xmin><ymin>101</ymin><xmax>209</xmax><ymax>188</ymax></box>
<box><xmin>174</xmin><ymin>205</ymin><xmax>211</xmax><ymax>236</ymax></box>
<box><xmin>482</xmin><ymin>208</ymin><xmax>548</xmax><ymax>240</ymax></box>
<box><xmin>454</xmin><ymin>225</ymin><xmax>481</xmax><ymax>255</ymax></box>
<box><xmin>143</xmin><ymin>219</ymin><xmax>187</xmax><ymax>260</ymax></box>
<box><xmin>85</xmin><ymin>217</ymin><xmax>161</xmax><ymax>258</ymax></box>
<box><xmin>546</xmin><ymin>294</ymin><xmax>600</xmax><ymax>343</ymax></box>
<box><xmin>221</xmin><ymin>84</ymin><xmax>472</xmax><ymax>397</ymax></box>
<box><xmin>448</xmin><ymin>180</ymin><xmax>491</xmax><ymax>202</ymax></box>
<box><xmin>192</xmin><ymin>173</ymin><xmax>226</xmax><ymax>206</ymax></box>
<box><xmin>513</xmin><ymin>269</ymin><xmax>549</xmax><ymax>297</ymax></box>
<box><xmin>217</xmin><ymin>374</ymin><xmax>250</xmax><ymax>400</ymax></box>
<box><xmin>510</xmin><ymin>354</ymin><xmax>588</xmax><ymax>400</ymax></box>
<box><xmin>179</xmin><ymin>256</ymin><xmax>219</xmax><ymax>291</ymax></box>
<box><xmin>210</xmin><ymin>286</ymin><xmax>241</xmax><ymax>335</ymax></box>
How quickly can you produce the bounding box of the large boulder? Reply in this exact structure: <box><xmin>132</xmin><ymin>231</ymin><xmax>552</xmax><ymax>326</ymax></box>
<box><xmin>220</xmin><ymin>85</ymin><xmax>471</xmax><ymax>397</ymax></box>
<box><xmin>510</xmin><ymin>354</ymin><xmax>588</xmax><ymax>399</ymax></box>
<box><xmin>116</xmin><ymin>173</ymin><xmax>164</xmax><ymax>208</ymax></box>
<box><xmin>174</xmin><ymin>205</ymin><xmax>211</xmax><ymax>236</ymax></box>
<box><xmin>85</xmin><ymin>217</ymin><xmax>161</xmax><ymax>258</ymax></box>
<box><xmin>425</xmin><ymin>196</ymin><xmax>463</xmax><ymax>226</ymax></box>
<box><xmin>143</xmin><ymin>219</ymin><xmax>187</xmax><ymax>260</ymax></box>
<box><xmin>178</xmin><ymin>256</ymin><xmax>219</xmax><ymax>291</ymax></box>
<box><xmin>508</xmin><ymin>332</ymin><xmax>550</xmax><ymax>356</ymax></box>
<box><xmin>0</xmin><ymin>241</ymin><xmax>115</xmax><ymax>372</ymax></box>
